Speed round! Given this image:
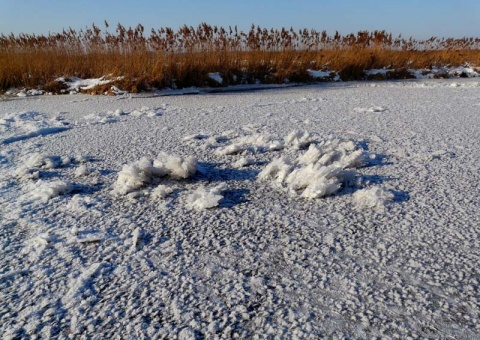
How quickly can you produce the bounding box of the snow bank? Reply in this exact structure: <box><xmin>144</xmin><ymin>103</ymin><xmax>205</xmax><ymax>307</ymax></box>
<box><xmin>353</xmin><ymin>187</ymin><xmax>394</xmax><ymax>209</ymax></box>
<box><xmin>185</xmin><ymin>185</ymin><xmax>224</xmax><ymax>211</ymax></box>
<box><xmin>259</xmin><ymin>138</ymin><xmax>368</xmax><ymax>198</ymax></box>
<box><xmin>112</xmin><ymin>152</ymin><xmax>197</xmax><ymax>196</ymax></box>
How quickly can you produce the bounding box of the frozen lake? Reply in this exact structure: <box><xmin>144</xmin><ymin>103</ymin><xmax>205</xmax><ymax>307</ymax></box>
<box><xmin>1</xmin><ymin>79</ymin><xmax>479</xmax><ymax>338</ymax></box>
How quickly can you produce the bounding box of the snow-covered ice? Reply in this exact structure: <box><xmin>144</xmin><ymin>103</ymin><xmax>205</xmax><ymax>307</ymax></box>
<box><xmin>1</xmin><ymin>78</ymin><xmax>479</xmax><ymax>338</ymax></box>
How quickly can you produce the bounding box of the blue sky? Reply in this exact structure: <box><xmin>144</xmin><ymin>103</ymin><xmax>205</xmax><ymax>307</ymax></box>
<box><xmin>0</xmin><ymin>0</ymin><xmax>478</xmax><ymax>39</ymax></box>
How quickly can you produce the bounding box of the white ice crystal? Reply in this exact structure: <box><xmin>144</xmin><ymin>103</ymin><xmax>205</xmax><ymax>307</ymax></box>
<box><xmin>259</xmin><ymin>138</ymin><xmax>366</xmax><ymax>198</ymax></box>
<box><xmin>185</xmin><ymin>185</ymin><xmax>224</xmax><ymax>211</ymax></box>
<box><xmin>353</xmin><ymin>187</ymin><xmax>394</xmax><ymax>209</ymax></box>
<box><xmin>26</xmin><ymin>180</ymin><xmax>71</xmax><ymax>202</ymax></box>
<box><xmin>111</xmin><ymin>153</ymin><xmax>197</xmax><ymax>196</ymax></box>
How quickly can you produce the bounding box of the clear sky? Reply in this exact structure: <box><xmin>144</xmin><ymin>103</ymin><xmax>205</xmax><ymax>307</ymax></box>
<box><xmin>0</xmin><ymin>0</ymin><xmax>479</xmax><ymax>39</ymax></box>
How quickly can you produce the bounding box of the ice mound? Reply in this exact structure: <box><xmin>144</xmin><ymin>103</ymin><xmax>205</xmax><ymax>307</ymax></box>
<box><xmin>25</xmin><ymin>180</ymin><xmax>72</xmax><ymax>202</ymax></box>
<box><xmin>259</xmin><ymin>138</ymin><xmax>368</xmax><ymax>198</ymax></box>
<box><xmin>353</xmin><ymin>187</ymin><xmax>394</xmax><ymax>209</ymax></box>
<box><xmin>15</xmin><ymin>153</ymin><xmax>70</xmax><ymax>180</ymax></box>
<box><xmin>1</xmin><ymin>111</ymin><xmax>70</xmax><ymax>144</ymax></box>
<box><xmin>185</xmin><ymin>185</ymin><xmax>224</xmax><ymax>211</ymax></box>
<box><xmin>111</xmin><ymin>152</ymin><xmax>197</xmax><ymax>196</ymax></box>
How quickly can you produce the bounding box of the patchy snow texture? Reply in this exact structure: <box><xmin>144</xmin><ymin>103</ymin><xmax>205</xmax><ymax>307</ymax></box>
<box><xmin>1</xmin><ymin>78</ymin><xmax>480</xmax><ymax>338</ymax></box>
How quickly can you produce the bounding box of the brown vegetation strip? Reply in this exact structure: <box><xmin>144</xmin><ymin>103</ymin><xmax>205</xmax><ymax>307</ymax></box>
<box><xmin>1</xmin><ymin>23</ymin><xmax>480</xmax><ymax>92</ymax></box>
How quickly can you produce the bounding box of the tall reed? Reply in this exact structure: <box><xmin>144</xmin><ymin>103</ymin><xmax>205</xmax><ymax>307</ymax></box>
<box><xmin>1</xmin><ymin>22</ymin><xmax>479</xmax><ymax>92</ymax></box>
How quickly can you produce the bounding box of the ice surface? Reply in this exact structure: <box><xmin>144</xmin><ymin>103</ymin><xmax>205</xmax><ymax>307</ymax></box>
<box><xmin>1</xmin><ymin>78</ymin><xmax>479</xmax><ymax>338</ymax></box>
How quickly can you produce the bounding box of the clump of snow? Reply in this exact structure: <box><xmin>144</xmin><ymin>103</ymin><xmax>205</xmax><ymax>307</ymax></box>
<box><xmin>74</xmin><ymin>164</ymin><xmax>90</xmax><ymax>177</ymax></box>
<box><xmin>15</xmin><ymin>153</ymin><xmax>63</xmax><ymax>180</ymax></box>
<box><xmin>208</xmin><ymin>72</ymin><xmax>223</xmax><ymax>84</ymax></box>
<box><xmin>185</xmin><ymin>185</ymin><xmax>224</xmax><ymax>211</ymax></box>
<box><xmin>112</xmin><ymin>152</ymin><xmax>197</xmax><ymax>196</ymax></box>
<box><xmin>56</xmin><ymin>76</ymin><xmax>120</xmax><ymax>92</ymax></box>
<box><xmin>130</xmin><ymin>106</ymin><xmax>163</xmax><ymax>117</ymax></box>
<box><xmin>112</xmin><ymin>109</ymin><xmax>126</xmax><ymax>116</ymax></box>
<box><xmin>307</xmin><ymin>69</ymin><xmax>340</xmax><ymax>81</ymax></box>
<box><xmin>26</xmin><ymin>180</ymin><xmax>72</xmax><ymax>202</ymax></box>
<box><xmin>183</xmin><ymin>134</ymin><xmax>207</xmax><ymax>142</ymax></box>
<box><xmin>232</xmin><ymin>157</ymin><xmax>255</xmax><ymax>168</ymax></box>
<box><xmin>65</xmin><ymin>194</ymin><xmax>103</xmax><ymax>217</ymax></box>
<box><xmin>354</xmin><ymin>106</ymin><xmax>387</xmax><ymax>113</ymax></box>
<box><xmin>150</xmin><ymin>184</ymin><xmax>174</xmax><ymax>199</ymax></box>
<box><xmin>284</xmin><ymin>130</ymin><xmax>314</xmax><ymax>150</ymax></box>
<box><xmin>214</xmin><ymin>132</ymin><xmax>283</xmax><ymax>156</ymax></box>
<box><xmin>353</xmin><ymin>187</ymin><xmax>394</xmax><ymax>209</ymax></box>
<box><xmin>259</xmin><ymin>138</ymin><xmax>368</xmax><ymax>198</ymax></box>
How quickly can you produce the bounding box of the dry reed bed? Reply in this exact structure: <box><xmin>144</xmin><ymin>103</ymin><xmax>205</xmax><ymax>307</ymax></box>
<box><xmin>1</xmin><ymin>23</ymin><xmax>480</xmax><ymax>92</ymax></box>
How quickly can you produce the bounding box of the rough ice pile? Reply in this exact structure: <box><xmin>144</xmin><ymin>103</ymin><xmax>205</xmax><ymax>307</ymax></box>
<box><xmin>353</xmin><ymin>186</ymin><xmax>394</xmax><ymax>209</ymax></box>
<box><xmin>259</xmin><ymin>138</ymin><xmax>368</xmax><ymax>198</ymax></box>
<box><xmin>24</xmin><ymin>180</ymin><xmax>72</xmax><ymax>202</ymax></box>
<box><xmin>111</xmin><ymin>152</ymin><xmax>197</xmax><ymax>196</ymax></box>
<box><xmin>15</xmin><ymin>153</ymin><xmax>74</xmax><ymax>180</ymax></box>
<box><xmin>185</xmin><ymin>185</ymin><xmax>225</xmax><ymax>211</ymax></box>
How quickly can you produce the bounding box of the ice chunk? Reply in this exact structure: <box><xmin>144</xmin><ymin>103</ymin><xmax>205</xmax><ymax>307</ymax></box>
<box><xmin>353</xmin><ymin>187</ymin><xmax>394</xmax><ymax>209</ymax></box>
<box><xmin>112</xmin><ymin>153</ymin><xmax>197</xmax><ymax>196</ymax></box>
<box><xmin>185</xmin><ymin>185</ymin><xmax>224</xmax><ymax>211</ymax></box>
<box><xmin>284</xmin><ymin>130</ymin><xmax>314</xmax><ymax>149</ymax></box>
<box><xmin>27</xmin><ymin>180</ymin><xmax>71</xmax><ymax>202</ymax></box>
